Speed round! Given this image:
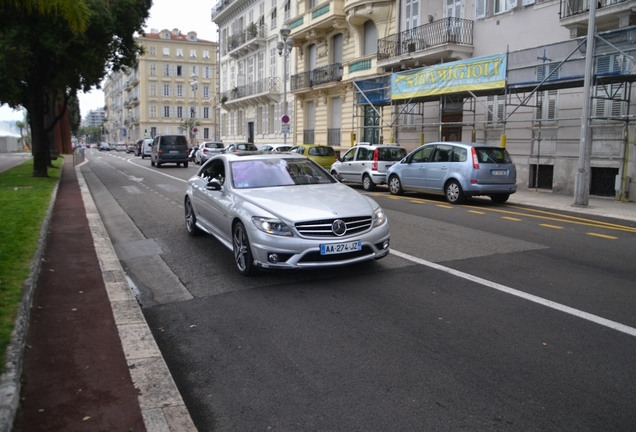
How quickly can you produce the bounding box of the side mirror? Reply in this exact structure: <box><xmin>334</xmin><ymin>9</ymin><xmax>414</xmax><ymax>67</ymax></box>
<box><xmin>206</xmin><ymin>178</ymin><xmax>222</xmax><ymax>190</ymax></box>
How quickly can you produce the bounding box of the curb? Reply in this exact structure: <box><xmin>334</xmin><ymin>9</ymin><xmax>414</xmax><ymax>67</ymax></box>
<box><xmin>0</xmin><ymin>165</ymin><xmax>61</xmax><ymax>432</ymax></box>
<box><xmin>75</xmin><ymin>162</ymin><xmax>197</xmax><ymax>432</ymax></box>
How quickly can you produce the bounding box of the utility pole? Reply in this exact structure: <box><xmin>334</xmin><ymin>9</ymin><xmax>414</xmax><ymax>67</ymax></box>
<box><xmin>573</xmin><ymin>0</ymin><xmax>597</xmax><ymax>207</ymax></box>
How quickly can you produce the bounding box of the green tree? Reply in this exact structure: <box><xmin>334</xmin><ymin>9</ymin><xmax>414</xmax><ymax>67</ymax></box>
<box><xmin>178</xmin><ymin>117</ymin><xmax>202</xmax><ymax>147</ymax></box>
<box><xmin>0</xmin><ymin>0</ymin><xmax>151</xmax><ymax>177</ymax></box>
<box><xmin>1</xmin><ymin>0</ymin><xmax>90</xmax><ymax>32</ymax></box>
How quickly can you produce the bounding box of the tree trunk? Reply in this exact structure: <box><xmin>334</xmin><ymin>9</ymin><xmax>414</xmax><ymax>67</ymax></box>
<box><xmin>27</xmin><ymin>95</ymin><xmax>50</xmax><ymax>178</ymax></box>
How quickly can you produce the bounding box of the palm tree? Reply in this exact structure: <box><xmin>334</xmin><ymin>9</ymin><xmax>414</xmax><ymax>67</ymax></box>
<box><xmin>2</xmin><ymin>0</ymin><xmax>90</xmax><ymax>32</ymax></box>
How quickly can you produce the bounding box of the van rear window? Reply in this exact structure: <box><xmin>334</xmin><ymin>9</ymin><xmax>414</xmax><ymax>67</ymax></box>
<box><xmin>377</xmin><ymin>147</ymin><xmax>407</xmax><ymax>161</ymax></box>
<box><xmin>164</xmin><ymin>136</ymin><xmax>188</xmax><ymax>146</ymax></box>
<box><xmin>476</xmin><ymin>148</ymin><xmax>512</xmax><ymax>164</ymax></box>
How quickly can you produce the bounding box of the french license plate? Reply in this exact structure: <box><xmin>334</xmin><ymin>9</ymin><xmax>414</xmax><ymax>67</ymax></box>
<box><xmin>169</xmin><ymin>150</ymin><xmax>179</xmax><ymax>154</ymax></box>
<box><xmin>320</xmin><ymin>240</ymin><xmax>362</xmax><ymax>255</ymax></box>
<box><xmin>492</xmin><ymin>170</ymin><xmax>508</xmax><ymax>175</ymax></box>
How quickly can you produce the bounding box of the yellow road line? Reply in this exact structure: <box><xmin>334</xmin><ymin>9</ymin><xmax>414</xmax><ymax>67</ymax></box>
<box><xmin>587</xmin><ymin>232</ymin><xmax>618</xmax><ymax>239</ymax></box>
<box><xmin>540</xmin><ymin>224</ymin><xmax>564</xmax><ymax>229</ymax></box>
<box><xmin>468</xmin><ymin>210</ymin><xmax>485</xmax><ymax>215</ymax></box>
<box><xmin>502</xmin><ymin>216</ymin><xmax>523</xmax><ymax>221</ymax></box>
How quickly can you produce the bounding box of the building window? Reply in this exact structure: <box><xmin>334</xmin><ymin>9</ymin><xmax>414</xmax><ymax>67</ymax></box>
<box><xmin>163</xmin><ymin>84</ymin><xmax>171</xmax><ymax>96</ymax></box>
<box><xmin>270</xmin><ymin>0</ymin><xmax>277</xmax><ymax>29</ymax></box>
<box><xmin>535</xmin><ymin>90</ymin><xmax>558</xmax><ymax>124</ymax></box>
<box><xmin>149</xmin><ymin>46</ymin><xmax>156</xmax><ymax>56</ymax></box>
<box><xmin>204</xmin><ymin>127</ymin><xmax>209</xmax><ymax>139</ymax></box>
<box><xmin>270</xmin><ymin>46</ymin><xmax>276</xmax><ymax>77</ymax></box>
<box><xmin>150</xmin><ymin>84</ymin><xmax>157</xmax><ymax>96</ymax></box>
<box><xmin>177</xmin><ymin>106</ymin><xmax>183</xmax><ymax>118</ymax></box>
<box><xmin>163</xmin><ymin>64</ymin><xmax>170</xmax><ymax>76</ymax></box>
<box><xmin>204</xmin><ymin>67</ymin><xmax>212</xmax><ymax>79</ymax></box>
<box><xmin>163</xmin><ymin>47</ymin><xmax>170</xmax><ymax>56</ymax></box>
<box><xmin>190</xmin><ymin>49</ymin><xmax>197</xmax><ymax>58</ymax></box>
<box><xmin>363</xmin><ymin>21</ymin><xmax>377</xmax><ymax>55</ymax></box>
<box><xmin>151</xmin><ymin>126</ymin><xmax>157</xmax><ymax>136</ymax></box>
<box><xmin>486</xmin><ymin>95</ymin><xmax>505</xmax><ymax>125</ymax></box>
<box><xmin>150</xmin><ymin>105</ymin><xmax>157</xmax><ymax>117</ymax></box>
<box><xmin>150</xmin><ymin>64</ymin><xmax>156</xmax><ymax>76</ymax></box>
<box><xmin>495</xmin><ymin>0</ymin><xmax>517</xmax><ymax>14</ymax></box>
<box><xmin>176</xmin><ymin>48</ymin><xmax>183</xmax><ymax>57</ymax></box>
<box><xmin>203</xmin><ymin>50</ymin><xmax>210</xmax><ymax>59</ymax></box>
<box><xmin>594</xmin><ymin>84</ymin><xmax>625</xmax><ymax>118</ymax></box>
<box><xmin>176</xmin><ymin>85</ymin><xmax>184</xmax><ymax>97</ymax></box>
<box><xmin>190</xmin><ymin>65</ymin><xmax>198</xmax><ymax>76</ymax></box>
<box><xmin>176</xmin><ymin>65</ymin><xmax>183</xmax><ymax>76</ymax></box>
<box><xmin>203</xmin><ymin>86</ymin><xmax>210</xmax><ymax>98</ymax></box>
<box><xmin>203</xmin><ymin>107</ymin><xmax>210</xmax><ymax>119</ymax></box>
<box><xmin>163</xmin><ymin>106</ymin><xmax>171</xmax><ymax>117</ymax></box>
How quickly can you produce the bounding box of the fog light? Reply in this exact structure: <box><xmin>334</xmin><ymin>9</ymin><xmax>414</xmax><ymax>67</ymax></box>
<box><xmin>268</xmin><ymin>253</ymin><xmax>279</xmax><ymax>263</ymax></box>
<box><xmin>382</xmin><ymin>240</ymin><xmax>390</xmax><ymax>250</ymax></box>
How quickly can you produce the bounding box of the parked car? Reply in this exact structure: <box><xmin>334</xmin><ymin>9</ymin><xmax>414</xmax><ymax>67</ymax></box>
<box><xmin>223</xmin><ymin>142</ymin><xmax>258</xmax><ymax>153</ymax></box>
<box><xmin>150</xmin><ymin>134</ymin><xmax>189</xmax><ymax>167</ymax></box>
<box><xmin>115</xmin><ymin>143</ymin><xmax>127</xmax><ymax>152</ymax></box>
<box><xmin>259</xmin><ymin>144</ymin><xmax>292</xmax><ymax>153</ymax></box>
<box><xmin>195</xmin><ymin>141</ymin><xmax>225</xmax><ymax>164</ymax></box>
<box><xmin>386</xmin><ymin>142</ymin><xmax>517</xmax><ymax>204</ymax></box>
<box><xmin>99</xmin><ymin>142</ymin><xmax>110</xmax><ymax>151</ymax></box>
<box><xmin>330</xmin><ymin>144</ymin><xmax>407</xmax><ymax>191</ymax></box>
<box><xmin>184</xmin><ymin>153</ymin><xmax>390</xmax><ymax>275</ymax></box>
<box><xmin>288</xmin><ymin>145</ymin><xmax>337</xmax><ymax>170</ymax></box>
<box><xmin>126</xmin><ymin>143</ymin><xmax>136</xmax><ymax>153</ymax></box>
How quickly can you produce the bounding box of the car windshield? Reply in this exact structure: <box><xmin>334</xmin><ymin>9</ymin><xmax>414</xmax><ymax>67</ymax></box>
<box><xmin>205</xmin><ymin>143</ymin><xmax>224</xmax><ymax>149</ymax></box>
<box><xmin>231</xmin><ymin>158</ymin><xmax>336</xmax><ymax>188</ymax></box>
<box><xmin>475</xmin><ymin>147</ymin><xmax>512</xmax><ymax>164</ymax></box>
<box><xmin>377</xmin><ymin>147</ymin><xmax>407</xmax><ymax>161</ymax></box>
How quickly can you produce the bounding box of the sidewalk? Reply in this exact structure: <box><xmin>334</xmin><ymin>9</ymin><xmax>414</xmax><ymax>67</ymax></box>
<box><xmin>8</xmin><ymin>157</ymin><xmax>195</xmax><ymax>432</ymax></box>
<box><xmin>2</xmin><ymin>155</ymin><xmax>634</xmax><ymax>431</ymax></box>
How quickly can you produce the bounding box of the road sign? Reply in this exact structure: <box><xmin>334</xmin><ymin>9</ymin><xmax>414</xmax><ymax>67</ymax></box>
<box><xmin>193</xmin><ymin>127</ymin><xmax>198</xmax><ymax>133</ymax></box>
<box><xmin>281</xmin><ymin>124</ymin><xmax>291</xmax><ymax>133</ymax></box>
<box><xmin>282</xmin><ymin>114</ymin><xmax>290</xmax><ymax>124</ymax></box>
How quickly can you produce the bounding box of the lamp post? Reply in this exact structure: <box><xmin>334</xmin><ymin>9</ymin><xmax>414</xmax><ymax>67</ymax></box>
<box><xmin>277</xmin><ymin>24</ymin><xmax>294</xmax><ymax>146</ymax></box>
<box><xmin>190</xmin><ymin>73</ymin><xmax>199</xmax><ymax>147</ymax></box>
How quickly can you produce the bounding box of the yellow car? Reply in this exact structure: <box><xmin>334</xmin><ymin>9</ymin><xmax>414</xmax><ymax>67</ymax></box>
<box><xmin>289</xmin><ymin>145</ymin><xmax>337</xmax><ymax>170</ymax></box>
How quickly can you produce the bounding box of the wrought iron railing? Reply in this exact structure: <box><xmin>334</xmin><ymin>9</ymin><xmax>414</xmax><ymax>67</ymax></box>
<box><xmin>560</xmin><ymin>0</ymin><xmax>627</xmax><ymax>18</ymax></box>
<box><xmin>377</xmin><ymin>17</ymin><xmax>473</xmax><ymax>61</ymax></box>
<box><xmin>291</xmin><ymin>63</ymin><xmax>343</xmax><ymax>91</ymax></box>
<box><xmin>221</xmin><ymin>77</ymin><xmax>280</xmax><ymax>102</ymax></box>
<box><xmin>226</xmin><ymin>24</ymin><xmax>266</xmax><ymax>54</ymax></box>
<box><xmin>327</xmin><ymin>128</ymin><xmax>341</xmax><ymax>145</ymax></box>
<box><xmin>303</xmin><ymin>130</ymin><xmax>315</xmax><ymax>144</ymax></box>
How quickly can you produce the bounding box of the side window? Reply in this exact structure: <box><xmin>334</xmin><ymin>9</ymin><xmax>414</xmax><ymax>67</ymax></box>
<box><xmin>201</xmin><ymin>160</ymin><xmax>225</xmax><ymax>184</ymax></box>
<box><xmin>433</xmin><ymin>145</ymin><xmax>453</xmax><ymax>162</ymax></box>
<box><xmin>452</xmin><ymin>147</ymin><xmax>467</xmax><ymax>162</ymax></box>
<box><xmin>412</xmin><ymin>146</ymin><xmax>434</xmax><ymax>163</ymax></box>
<box><xmin>342</xmin><ymin>149</ymin><xmax>355</xmax><ymax>162</ymax></box>
<box><xmin>356</xmin><ymin>147</ymin><xmax>369</xmax><ymax>161</ymax></box>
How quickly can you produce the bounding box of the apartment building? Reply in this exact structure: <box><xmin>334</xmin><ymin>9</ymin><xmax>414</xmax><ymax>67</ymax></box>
<box><xmin>212</xmin><ymin>0</ymin><xmax>295</xmax><ymax>146</ymax></box>
<box><xmin>82</xmin><ymin>109</ymin><xmax>106</xmax><ymax>128</ymax></box>
<box><xmin>103</xmin><ymin>29</ymin><xmax>219</xmax><ymax>146</ymax></box>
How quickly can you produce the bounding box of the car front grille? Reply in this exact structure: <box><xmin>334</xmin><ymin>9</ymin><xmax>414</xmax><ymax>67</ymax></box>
<box><xmin>294</xmin><ymin>216</ymin><xmax>373</xmax><ymax>237</ymax></box>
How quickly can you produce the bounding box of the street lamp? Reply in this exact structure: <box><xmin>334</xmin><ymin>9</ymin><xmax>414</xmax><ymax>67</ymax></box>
<box><xmin>277</xmin><ymin>24</ymin><xmax>294</xmax><ymax>146</ymax></box>
<box><xmin>190</xmin><ymin>73</ymin><xmax>199</xmax><ymax>147</ymax></box>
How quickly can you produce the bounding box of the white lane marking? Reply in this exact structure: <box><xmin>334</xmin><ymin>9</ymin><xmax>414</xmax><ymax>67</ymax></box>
<box><xmin>125</xmin><ymin>158</ymin><xmax>188</xmax><ymax>183</ymax></box>
<box><xmin>391</xmin><ymin>249</ymin><xmax>636</xmax><ymax>338</ymax></box>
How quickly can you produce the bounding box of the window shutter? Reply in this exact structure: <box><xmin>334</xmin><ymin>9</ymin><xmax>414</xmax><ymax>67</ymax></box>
<box><xmin>522</xmin><ymin>0</ymin><xmax>535</xmax><ymax>6</ymax></box>
<box><xmin>547</xmin><ymin>90</ymin><xmax>558</xmax><ymax>120</ymax></box>
<box><xmin>596</xmin><ymin>55</ymin><xmax>611</xmax><ymax>75</ymax></box>
<box><xmin>475</xmin><ymin>0</ymin><xmax>486</xmax><ymax>18</ymax></box>
<box><xmin>506</xmin><ymin>0</ymin><xmax>518</xmax><ymax>9</ymax></box>
<box><xmin>610</xmin><ymin>84</ymin><xmax>624</xmax><ymax>118</ymax></box>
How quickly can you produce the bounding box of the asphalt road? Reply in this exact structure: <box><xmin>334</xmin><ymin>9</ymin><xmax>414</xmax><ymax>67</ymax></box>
<box><xmin>81</xmin><ymin>149</ymin><xmax>636</xmax><ymax>431</ymax></box>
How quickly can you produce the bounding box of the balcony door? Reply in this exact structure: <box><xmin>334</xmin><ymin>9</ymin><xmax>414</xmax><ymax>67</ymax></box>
<box><xmin>333</xmin><ymin>34</ymin><xmax>343</xmax><ymax>65</ymax></box>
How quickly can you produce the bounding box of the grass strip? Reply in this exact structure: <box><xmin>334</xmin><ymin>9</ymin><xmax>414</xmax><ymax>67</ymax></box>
<box><xmin>0</xmin><ymin>157</ymin><xmax>62</xmax><ymax>366</ymax></box>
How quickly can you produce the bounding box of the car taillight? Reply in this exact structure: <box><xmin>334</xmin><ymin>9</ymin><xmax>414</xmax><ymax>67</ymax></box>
<box><xmin>158</xmin><ymin>149</ymin><xmax>163</xmax><ymax>154</ymax></box>
<box><xmin>203</xmin><ymin>148</ymin><xmax>209</xmax><ymax>153</ymax></box>
<box><xmin>471</xmin><ymin>147</ymin><xmax>479</xmax><ymax>169</ymax></box>
<box><xmin>372</xmin><ymin>148</ymin><xmax>379</xmax><ymax>171</ymax></box>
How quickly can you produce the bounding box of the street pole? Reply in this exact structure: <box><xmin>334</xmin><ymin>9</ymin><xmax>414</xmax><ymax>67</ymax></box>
<box><xmin>278</xmin><ymin>24</ymin><xmax>293</xmax><ymax>146</ymax></box>
<box><xmin>191</xmin><ymin>74</ymin><xmax>199</xmax><ymax>147</ymax></box>
<box><xmin>573</xmin><ymin>0</ymin><xmax>597</xmax><ymax>207</ymax></box>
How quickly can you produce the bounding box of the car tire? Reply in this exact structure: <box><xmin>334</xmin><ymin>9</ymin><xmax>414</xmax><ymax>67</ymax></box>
<box><xmin>156</xmin><ymin>162</ymin><xmax>162</xmax><ymax>168</ymax></box>
<box><xmin>388</xmin><ymin>175</ymin><xmax>404</xmax><ymax>195</ymax></box>
<box><xmin>362</xmin><ymin>174</ymin><xmax>375</xmax><ymax>191</ymax></box>
<box><xmin>445</xmin><ymin>180</ymin><xmax>465</xmax><ymax>204</ymax></box>
<box><xmin>142</xmin><ymin>154</ymin><xmax>145</xmax><ymax>159</ymax></box>
<box><xmin>330</xmin><ymin>170</ymin><xmax>340</xmax><ymax>181</ymax></box>
<box><xmin>184</xmin><ymin>161</ymin><xmax>188</xmax><ymax>168</ymax></box>
<box><xmin>490</xmin><ymin>194</ymin><xmax>510</xmax><ymax>204</ymax></box>
<box><xmin>233</xmin><ymin>222</ymin><xmax>257</xmax><ymax>276</ymax></box>
<box><xmin>184</xmin><ymin>198</ymin><xmax>202</xmax><ymax>236</ymax></box>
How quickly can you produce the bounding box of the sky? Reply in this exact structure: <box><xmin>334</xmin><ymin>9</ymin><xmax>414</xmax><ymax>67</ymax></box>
<box><xmin>0</xmin><ymin>0</ymin><xmax>218</xmax><ymax>123</ymax></box>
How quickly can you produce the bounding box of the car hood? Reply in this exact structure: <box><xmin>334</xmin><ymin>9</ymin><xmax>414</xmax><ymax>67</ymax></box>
<box><xmin>235</xmin><ymin>183</ymin><xmax>378</xmax><ymax>221</ymax></box>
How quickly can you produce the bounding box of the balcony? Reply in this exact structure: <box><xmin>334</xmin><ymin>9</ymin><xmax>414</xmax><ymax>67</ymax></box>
<box><xmin>226</xmin><ymin>24</ymin><xmax>267</xmax><ymax>58</ymax></box>
<box><xmin>288</xmin><ymin>0</ymin><xmax>346</xmax><ymax>42</ymax></box>
<box><xmin>377</xmin><ymin>17</ymin><xmax>474</xmax><ymax>71</ymax></box>
<box><xmin>559</xmin><ymin>0</ymin><xmax>635</xmax><ymax>36</ymax></box>
<box><xmin>291</xmin><ymin>63</ymin><xmax>343</xmax><ymax>92</ymax></box>
<box><xmin>221</xmin><ymin>77</ymin><xmax>281</xmax><ymax>109</ymax></box>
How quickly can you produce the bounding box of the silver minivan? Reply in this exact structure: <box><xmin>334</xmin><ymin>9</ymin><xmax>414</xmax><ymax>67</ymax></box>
<box><xmin>330</xmin><ymin>144</ymin><xmax>407</xmax><ymax>191</ymax></box>
<box><xmin>386</xmin><ymin>142</ymin><xmax>517</xmax><ymax>204</ymax></box>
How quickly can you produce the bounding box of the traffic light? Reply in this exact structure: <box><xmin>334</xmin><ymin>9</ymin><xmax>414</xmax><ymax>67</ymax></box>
<box><xmin>144</xmin><ymin>129</ymin><xmax>148</xmax><ymax>136</ymax></box>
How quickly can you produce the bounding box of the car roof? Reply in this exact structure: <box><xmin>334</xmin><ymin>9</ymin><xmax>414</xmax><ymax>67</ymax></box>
<box><xmin>220</xmin><ymin>152</ymin><xmax>305</xmax><ymax>161</ymax></box>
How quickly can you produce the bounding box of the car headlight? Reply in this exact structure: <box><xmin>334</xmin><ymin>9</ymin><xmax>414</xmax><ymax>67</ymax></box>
<box><xmin>252</xmin><ymin>217</ymin><xmax>293</xmax><ymax>236</ymax></box>
<box><xmin>373</xmin><ymin>207</ymin><xmax>386</xmax><ymax>227</ymax></box>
